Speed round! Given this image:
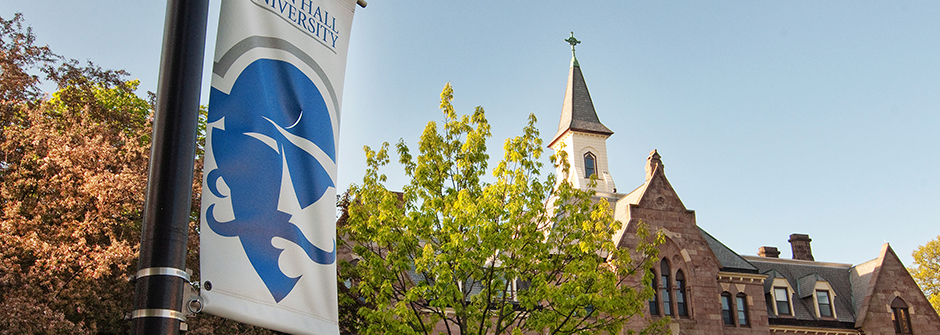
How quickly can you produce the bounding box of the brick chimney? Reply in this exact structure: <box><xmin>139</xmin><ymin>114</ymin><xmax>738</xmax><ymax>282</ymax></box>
<box><xmin>758</xmin><ymin>246</ymin><xmax>781</xmax><ymax>258</ymax></box>
<box><xmin>788</xmin><ymin>233</ymin><xmax>814</xmax><ymax>261</ymax></box>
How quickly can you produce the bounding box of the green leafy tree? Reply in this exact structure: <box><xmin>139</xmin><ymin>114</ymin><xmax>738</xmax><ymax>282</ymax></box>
<box><xmin>336</xmin><ymin>190</ymin><xmax>370</xmax><ymax>335</ymax></box>
<box><xmin>340</xmin><ymin>83</ymin><xmax>664</xmax><ymax>335</ymax></box>
<box><xmin>912</xmin><ymin>235</ymin><xmax>940</xmax><ymax>313</ymax></box>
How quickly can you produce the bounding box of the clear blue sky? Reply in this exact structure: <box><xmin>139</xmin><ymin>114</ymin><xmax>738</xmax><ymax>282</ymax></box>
<box><xmin>4</xmin><ymin>1</ymin><xmax>938</xmax><ymax>267</ymax></box>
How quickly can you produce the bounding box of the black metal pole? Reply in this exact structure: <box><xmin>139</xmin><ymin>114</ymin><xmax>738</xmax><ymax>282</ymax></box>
<box><xmin>132</xmin><ymin>0</ymin><xmax>208</xmax><ymax>334</ymax></box>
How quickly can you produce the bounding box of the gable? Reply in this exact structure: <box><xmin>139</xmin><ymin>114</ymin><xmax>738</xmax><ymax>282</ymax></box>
<box><xmin>634</xmin><ymin>165</ymin><xmax>687</xmax><ymax>212</ymax></box>
<box><xmin>857</xmin><ymin>244</ymin><xmax>940</xmax><ymax>332</ymax></box>
<box><xmin>612</xmin><ymin>151</ymin><xmax>697</xmax><ymax>250</ymax></box>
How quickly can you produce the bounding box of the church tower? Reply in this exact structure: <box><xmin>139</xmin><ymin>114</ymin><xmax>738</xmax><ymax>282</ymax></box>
<box><xmin>548</xmin><ymin>33</ymin><xmax>616</xmax><ymax>193</ymax></box>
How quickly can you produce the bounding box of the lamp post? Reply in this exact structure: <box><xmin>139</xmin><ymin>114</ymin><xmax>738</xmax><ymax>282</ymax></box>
<box><xmin>132</xmin><ymin>0</ymin><xmax>208</xmax><ymax>333</ymax></box>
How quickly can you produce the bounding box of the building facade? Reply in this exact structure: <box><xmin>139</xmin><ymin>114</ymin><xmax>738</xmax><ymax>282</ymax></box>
<box><xmin>549</xmin><ymin>48</ymin><xmax>940</xmax><ymax>335</ymax></box>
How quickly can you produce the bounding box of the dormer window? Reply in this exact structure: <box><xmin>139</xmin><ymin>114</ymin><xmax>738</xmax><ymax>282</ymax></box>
<box><xmin>817</xmin><ymin>290</ymin><xmax>833</xmax><ymax>318</ymax></box>
<box><xmin>774</xmin><ymin>287</ymin><xmax>791</xmax><ymax>316</ymax></box>
<box><xmin>769</xmin><ymin>277</ymin><xmax>795</xmax><ymax>317</ymax></box>
<box><xmin>584</xmin><ymin>152</ymin><xmax>596</xmax><ymax>178</ymax></box>
<box><xmin>803</xmin><ymin>276</ymin><xmax>838</xmax><ymax>319</ymax></box>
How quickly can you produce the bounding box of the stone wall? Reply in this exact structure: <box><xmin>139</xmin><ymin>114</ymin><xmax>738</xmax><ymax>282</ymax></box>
<box><xmin>616</xmin><ymin>160</ymin><xmax>768</xmax><ymax>334</ymax></box>
<box><xmin>858</xmin><ymin>245</ymin><xmax>940</xmax><ymax>334</ymax></box>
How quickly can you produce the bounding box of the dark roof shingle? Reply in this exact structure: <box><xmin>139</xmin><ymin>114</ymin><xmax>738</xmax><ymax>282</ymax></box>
<box><xmin>749</xmin><ymin>258</ymin><xmax>857</xmax><ymax>325</ymax></box>
<box><xmin>699</xmin><ymin>227</ymin><xmax>759</xmax><ymax>273</ymax></box>
<box><xmin>549</xmin><ymin>62</ymin><xmax>613</xmax><ymax>147</ymax></box>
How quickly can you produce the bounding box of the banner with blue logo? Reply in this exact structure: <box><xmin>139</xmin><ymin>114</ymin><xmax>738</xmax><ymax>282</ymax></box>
<box><xmin>200</xmin><ymin>0</ymin><xmax>357</xmax><ymax>333</ymax></box>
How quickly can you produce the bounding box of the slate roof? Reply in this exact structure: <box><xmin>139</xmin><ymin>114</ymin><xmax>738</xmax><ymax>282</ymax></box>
<box><xmin>698</xmin><ymin>227</ymin><xmax>759</xmax><ymax>273</ymax></box>
<box><xmin>549</xmin><ymin>59</ymin><xmax>613</xmax><ymax>147</ymax></box>
<box><xmin>849</xmin><ymin>257</ymin><xmax>879</xmax><ymax>322</ymax></box>
<box><xmin>747</xmin><ymin>256</ymin><xmax>858</xmax><ymax>328</ymax></box>
<box><xmin>619</xmin><ymin>182</ymin><xmax>646</xmax><ymax>206</ymax></box>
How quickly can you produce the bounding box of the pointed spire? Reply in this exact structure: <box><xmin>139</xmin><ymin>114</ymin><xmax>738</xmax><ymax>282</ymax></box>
<box><xmin>549</xmin><ymin>33</ymin><xmax>613</xmax><ymax>148</ymax></box>
<box><xmin>646</xmin><ymin>149</ymin><xmax>663</xmax><ymax>180</ymax></box>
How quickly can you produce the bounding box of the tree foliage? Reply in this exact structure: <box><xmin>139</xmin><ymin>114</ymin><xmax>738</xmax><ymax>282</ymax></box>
<box><xmin>912</xmin><ymin>235</ymin><xmax>940</xmax><ymax>314</ymax></box>
<box><xmin>0</xmin><ymin>13</ymin><xmax>55</xmax><ymax>142</ymax></box>
<box><xmin>340</xmin><ymin>83</ymin><xmax>664</xmax><ymax>335</ymax></box>
<box><xmin>0</xmin><ymin>14</ymin><xmax>276</xmax><ymax>334</ymax></box>
<box><xmin>0</xmin><ymin>14</ymin><xmax>149</xmax><ymax>333</ymax></box>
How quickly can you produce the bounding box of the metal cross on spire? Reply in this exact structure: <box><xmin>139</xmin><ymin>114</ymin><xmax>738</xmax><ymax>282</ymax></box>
<box><xmin>565</xmin><ymin>32</ymin><xmax>581</xmax><ymax>53</ymax></box>
<box><xmin>565</xmin><ymin>32</ymin><xmax>581</xmax><ymax>66</ymax></box>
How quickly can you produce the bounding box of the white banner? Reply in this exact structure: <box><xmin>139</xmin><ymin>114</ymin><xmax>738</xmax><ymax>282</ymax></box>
<box><xmin>199</xmin><ymin>0</ymin><xmax>357</xmax><ymax>333</ymax></box>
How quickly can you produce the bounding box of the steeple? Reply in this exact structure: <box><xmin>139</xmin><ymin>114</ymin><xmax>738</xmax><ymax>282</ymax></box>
<box><xmin>549</xmin><ymin>32</ymin><xmax>613</xmax><ymax>149</ymax></box>
<box><xmin>548</xmin><ymin>33</ymin><xmax>616</xmax><ymax>193</ymax></box>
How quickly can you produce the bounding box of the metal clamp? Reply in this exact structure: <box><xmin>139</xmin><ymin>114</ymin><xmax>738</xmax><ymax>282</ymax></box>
<box><xmin>187</xmin><ymin>296</ymin><xmax>205</xmax><ymax>314</ymax></box>
<box><xmin>135</xmin><ymin>267</ymin><xmax>191</xmax><ymax>281</ymax></box>
<box><xmin>131</xmin><ymin>308</ymin><xmax>187</xmax><ymax>322</ymax></box>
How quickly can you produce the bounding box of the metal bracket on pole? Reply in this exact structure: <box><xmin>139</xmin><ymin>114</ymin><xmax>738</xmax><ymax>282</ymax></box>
<box><xmin>131</xmin><ymin>309</ymin><xmax>187</xmax><ymax>322</ymax></box>
<box><xmin>136</xmin><ymin>267</ymin><xmax>191</xmax><ymax>282</ymax></box>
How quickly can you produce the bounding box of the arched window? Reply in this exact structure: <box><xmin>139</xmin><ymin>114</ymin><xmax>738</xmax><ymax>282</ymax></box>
<box><xmin>736</xmin><ymin>293</ymin><xmax>749</xmax><ymax>327</ymax></box>
<box><xmin>892</xmin><ymin>297</ymin><xmax>912</xmax><ymax>334</ymax></box>
<box><xmin>675</xmin><ymin>270</ymin><xmax>688</xmax><ymax>317</ymax></box>
<box><xmin>661</xmin><ymin>260</ymin><xmax>672</xmax><ymax>316</ymax></box>
<box><xmin>721</xmin><ymin>292</ymin><xmax>734</xmax><ymax>325</ymax></box>
<box><xmin>649</xmin><ymin>269</ymin><xmax>659</xmax><ymax>316</ymax></box>
<box><xmin>584</xmin><ymin>152</ymin><xmax>596</xmax><ymax>178</ymax></box>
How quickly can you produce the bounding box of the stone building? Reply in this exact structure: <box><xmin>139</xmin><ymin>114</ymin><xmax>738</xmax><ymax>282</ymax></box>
<box><xmin>549</xmin><ymin>42</ymin><xmax>940</xmax><ymax>334</ymax></box>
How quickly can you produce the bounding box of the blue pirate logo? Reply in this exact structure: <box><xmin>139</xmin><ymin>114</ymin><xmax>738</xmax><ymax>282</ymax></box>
<box><xmin>205</xmin><ymin>59</ymin><xmax>336</xmax><ymax>302</ymax></box>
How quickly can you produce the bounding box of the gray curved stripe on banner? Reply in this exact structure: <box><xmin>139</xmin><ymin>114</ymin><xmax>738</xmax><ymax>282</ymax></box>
<box><xmin>213</xmin><ymin>36</ymin><xmax>339</xmax><ymax>116</ymax></box>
